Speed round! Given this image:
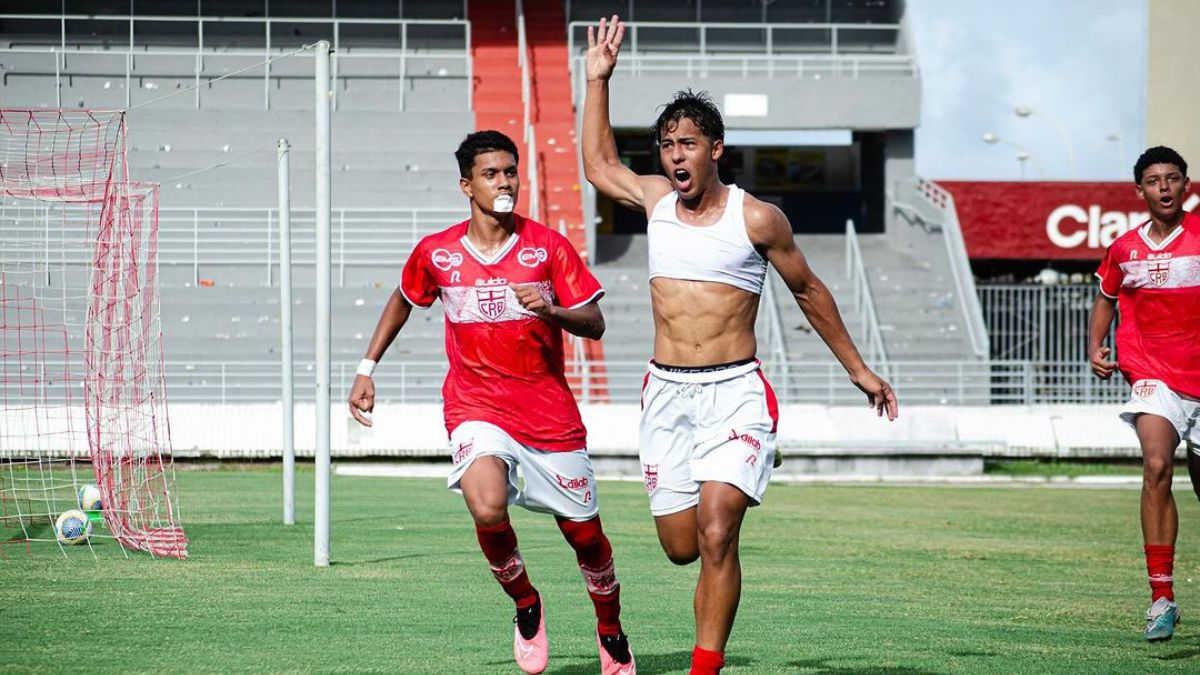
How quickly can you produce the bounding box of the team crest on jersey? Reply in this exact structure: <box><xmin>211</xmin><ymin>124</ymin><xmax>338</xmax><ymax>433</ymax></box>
<box><xmin>431</xmin><ymin>248</ymin><xmax>464</xmax><ymax>271</ymax></box>
<box><xmin>1133</xmin><ymin>381</ymin><xmax>1159</xmax><ymax>399</ymax></box>
<box><xmin>518</xmin><ymin>247</ymin><xmax>548</xmax><ymax>268</ymax></box>
<box><xmin>476</xmin><ymin>287</ymin><xmax>507</xmax><ymax>319</ymax></box>
<box><xmin>643</xmin><ymin>463</ymin><xmax>658</xmax><ymax>493</ymax></box>
<box><xmin>1148</xmin><ymin>261</ymin><xmax>1171</xmax><ymax>286</ymax></box>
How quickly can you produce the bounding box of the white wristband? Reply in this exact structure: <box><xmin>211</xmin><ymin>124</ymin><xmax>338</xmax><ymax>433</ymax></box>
<box><xmin>356</xmin><ymin>358</ymin><xmax>377</xmax><ymax>378</ymax></box>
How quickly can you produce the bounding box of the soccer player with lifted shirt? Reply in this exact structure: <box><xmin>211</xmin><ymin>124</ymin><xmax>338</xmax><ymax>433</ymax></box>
<box><xmin>348</xmin><ymin>131</ymin><xmax>636</xmax><ymax>674</ymax></box>
<box><xmin>582</xmin><ymin>16</ymin><xmax>897</xmax><ymax>675</ymax></box>
<box><xmin>1091</xmin><ymin>146</ymin><xmax>1200</xmax><ymax>642</ymax></box>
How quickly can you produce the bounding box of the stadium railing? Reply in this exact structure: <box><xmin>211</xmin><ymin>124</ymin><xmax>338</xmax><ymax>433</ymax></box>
<box><xmin>0</xmin><ymin>13</ymin><xmax>471</xmax><ymax>111</ymax></box>
<box><xmin>155</xmin><ymin>358</ymin><xmax>1126</xmax><ymax>406</ymax></box>
<box><xmin>844</xmin><ymin>219</ymin><xmax>888</xmax><ymax>369</ymax></box>
<box><xmin>566</xmin><ymin>21</ymin><xmax>915</xmax><ymax>102</ymax></box>
<box><xmin>978</xmin><ymin>283</ymin><xmax>1107</xmax><ymax>362</ymax></box>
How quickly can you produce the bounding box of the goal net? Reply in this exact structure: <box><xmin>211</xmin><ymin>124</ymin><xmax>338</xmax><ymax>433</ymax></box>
<box><xmin>0</xmin><ymin>109</ymin><xmax>187</xmax><ymax>559</ymax></box>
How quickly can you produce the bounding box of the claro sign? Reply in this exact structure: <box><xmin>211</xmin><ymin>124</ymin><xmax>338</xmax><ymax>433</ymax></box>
<box><xmin>938</xmin><ymin>181</ymin><xmax>1200</xmax><ymax>260</ymax></box>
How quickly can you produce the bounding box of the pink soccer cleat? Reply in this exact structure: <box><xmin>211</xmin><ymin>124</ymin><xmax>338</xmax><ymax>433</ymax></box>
<box><xmin>598</xmin><ymin>631</ymin><xmax>636</xmax><ymax>675</ymax></box>
<box><xmin>513</xmin><ymin>599</ymin><xmax>549</xmax><ymax>674</ymax></box>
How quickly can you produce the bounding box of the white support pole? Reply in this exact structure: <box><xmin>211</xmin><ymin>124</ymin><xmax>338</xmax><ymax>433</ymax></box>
<box><xmin>314</xmin><ymin>40</ymin><xmax>333</xmax><ymax>567</ymax></box>
<box><xmin>278</xmin><ymin>138</ymin><xmax>296</xmax><ymax>527</ymax></box>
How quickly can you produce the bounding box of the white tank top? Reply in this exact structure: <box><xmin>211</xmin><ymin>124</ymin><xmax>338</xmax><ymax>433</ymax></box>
<box><xmin>647</xmin><ymin>184</ymin><xmax>767</xmax><ymax>295</ymax></box>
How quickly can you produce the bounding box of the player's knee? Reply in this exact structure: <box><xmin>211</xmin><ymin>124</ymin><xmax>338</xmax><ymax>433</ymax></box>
<box><xmin>471</xmin><ymin>506</ymin><xmax>509</xmax><ymax>528</ymax></box>
<box><xmin>697</xmin><ymin>521</ymin><xmax>738</xmax><ymax>562</ymax></box>
<box><xmin>662</xmin><ymin>542</ymin><xmax>698</xmax><ymax>566</ymax></box>
<box><xmin>1143</xmin><ymin>455</ymin><xmax>1174</xmax><ymax>487</ymax></box>
<box><xmin>558</xmin><ymin>518</ymin><xmax>604</xmax><ymax>556</ymax></box>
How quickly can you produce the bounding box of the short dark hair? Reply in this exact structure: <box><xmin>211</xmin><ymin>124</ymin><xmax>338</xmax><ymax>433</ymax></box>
<box><xmin>651</xmin><ymin>89</ymin><xmax>724</xmax><ymax>144</ymax></box>
<box><xmin>455</xmin><ymin>130</ymin><xmax>519</xmax><ymax>178</ymax></box>
<box><xmin>1134</xmin><ymin>146</ymin><xmax>1187</xmax><ymax>183</ymax></box>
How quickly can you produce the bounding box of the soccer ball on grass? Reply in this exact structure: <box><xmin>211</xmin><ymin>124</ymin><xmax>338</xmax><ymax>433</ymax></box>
<box><xmin>55</xmin><ymin>509</ymin><xmax>93</xmax><ymax>545</ymax></box>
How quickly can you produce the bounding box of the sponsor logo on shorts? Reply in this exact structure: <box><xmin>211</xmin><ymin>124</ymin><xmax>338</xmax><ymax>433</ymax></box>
<box><xmin>1133</xmin><ymin>381</ymin><xmax>1159</xmax><ymax>399</ymax></box>
<box><xmin>452</xmin><ymin>441</ymin><xmax>474</xmax><ymax>466</ymax></box>
<box><xmin>643</xmin><ymin>463</ymin><xmax>658</xmax><ymax>493</ymax></box>
<box><xmin>728</xmin><ymin>428</ymin><xmax>762</xmax><ymax>451</ymax></box>
<box><xmin>555</xmin><ymin>474</ymin><xmax>590</xmax><ymax>491</ymax></box>
<box><xmin>517</xmin><ymin>247</ymin><xmax>548</xmax><ymax>268</ymax></box>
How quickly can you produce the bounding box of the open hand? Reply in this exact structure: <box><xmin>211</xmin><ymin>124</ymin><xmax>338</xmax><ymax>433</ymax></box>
<box><xmin>850</xmin><ymin>369</ymin><xmax>899</xmax><ymax>421</ymax></box>
<box><xmin>586</xmin><ymin>14</ymin><xmax>625</xmax><ymax>82</ymax></box>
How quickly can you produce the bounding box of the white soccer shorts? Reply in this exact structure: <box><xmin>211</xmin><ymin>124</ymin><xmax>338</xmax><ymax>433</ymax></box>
<box><xmin>639</xmin><ymin>359</ymin><xmax>779</xmax><ymax>516</ymax></box>
<box><xmin>1119</xmin><ymin>379</ymin><xmax>1200</xmax><ymax>453</ymax></box>
<box><xmin>447</xmin><ymin>420</ymin><xmax>599</xmax><ymax>521</ymax></box>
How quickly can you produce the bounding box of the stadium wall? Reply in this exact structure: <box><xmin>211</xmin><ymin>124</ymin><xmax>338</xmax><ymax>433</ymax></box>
<box><xmin>154</xmin><ymin>403</ymin><xmax>1145</xmax><ymax>460</ymax></box>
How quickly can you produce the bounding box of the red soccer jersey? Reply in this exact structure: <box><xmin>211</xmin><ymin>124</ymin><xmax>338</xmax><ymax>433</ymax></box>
<box><xmin>1096</xmin><ymin>212</ymin><xmax>1200</xmax><ymax>399</ymax></box>
<box><xmin>400</xmin><ymin>214</ymin><xmax>604</xmax><ymax>451</ymax></box>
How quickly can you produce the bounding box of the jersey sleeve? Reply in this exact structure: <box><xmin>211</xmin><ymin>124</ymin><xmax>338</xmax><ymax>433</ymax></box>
<box><xmin>400</xmin><ymin>240</ymin><xmax>439</xmax><ymax>308</ymax></box>
<box><xmin>549</xmin><ymin>235</ymin><xmax>604</xmax><ymax>309</ymax></box>
<box><xmin>1094</xmin><ymin>242</ymin><xmax>1123</xmax><ymax>299</ymax></box>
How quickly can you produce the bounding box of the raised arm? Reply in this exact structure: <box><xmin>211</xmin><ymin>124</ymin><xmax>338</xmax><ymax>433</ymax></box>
<box><xmin>348</xmin><ymin>287</ymin><xmax>414</xmax><ymax>426</ymax></box>
<box><xmin>747</xmin><ymin>199</ymin><xmax>898</xmax><ymax>420</ymax></box>
<box><xmin>581</xmin><ymin>15</ymin><xmax>670</xmax><ymax>212</ymax></box>
<box><xmin>1088</xmin><ymin>291</ymin><xmax>1118</xmax><ymax>379</ymax></box>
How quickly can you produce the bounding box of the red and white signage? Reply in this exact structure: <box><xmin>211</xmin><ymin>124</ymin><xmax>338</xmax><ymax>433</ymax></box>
<box><xmin>938</xmin><ymin>181</ymin><xmax>1200</xmax><ymax>260</ymax></box>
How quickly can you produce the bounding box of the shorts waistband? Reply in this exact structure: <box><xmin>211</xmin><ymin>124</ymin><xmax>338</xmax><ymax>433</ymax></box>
<box><xmin>648</xmin><ymin>358</ymin><xmax>760</xmax><ymax>384</ymax></box>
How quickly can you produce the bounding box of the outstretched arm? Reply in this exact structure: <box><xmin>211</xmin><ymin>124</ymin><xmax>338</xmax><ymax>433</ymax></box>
<box><xmin>581</xmin><ymin>15</ymin><xmax>670</xmax><ymax>212</ymax></box>
<box><xmin>1088</xmin><ymin>292</ymin><xmax>1117</xmax><ymax>379</ymax></box>
<box><xmin>748</xmin><ymin>199</ymin><xmax>898</xmax><ymax>420</ymax></box>
<box><xmin>348</xmin><ymin>287</ymin><xmax>414</xmax><ymax>426</ymax></box>
<box><xmin>511</xmin><ymin>283</ymin><xmax>605</xmax><ymax>340</ymax></box>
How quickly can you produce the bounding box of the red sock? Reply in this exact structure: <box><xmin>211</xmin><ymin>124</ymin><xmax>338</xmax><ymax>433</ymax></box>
<box><xmin>558</xmin><ymin>516</ymin><xmax>622</xmax><ymax>636</ymax></box>
<box><xmin>689</xmin><ymin>645</ymin><xmax>725</xmax><ymax>675</ymax></box>
<box><xmin>1145</xmin><ymin>544</ymin><xmax>1175</xmax><ymax>602</ymax></box>
<box><xmin>476</xmin><ymin>520</ymin><xmax>538</xmax><ymax>608</ymax></box>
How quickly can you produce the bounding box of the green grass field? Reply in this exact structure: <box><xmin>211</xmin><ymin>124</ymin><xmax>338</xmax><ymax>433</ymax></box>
<box><xmin>5</xmin><ymin>467</ymin><xmax>1200</xmax><ymax>674</ymax></box>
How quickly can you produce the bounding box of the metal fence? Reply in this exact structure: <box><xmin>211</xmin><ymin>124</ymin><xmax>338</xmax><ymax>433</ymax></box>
<box><xmin>978</xmin><ymin>283</ymin><xmax>1107</xmax><ymax>362</ymax></box>
<box><xmin>154</xmin><ymin>358</ymin><xmax>1127</xmax><ymax>406</ymax></box>
<box><xmin>0</xmin><ymin>13</ymin><xmax>471</xmax><ymax>111</ymax></box>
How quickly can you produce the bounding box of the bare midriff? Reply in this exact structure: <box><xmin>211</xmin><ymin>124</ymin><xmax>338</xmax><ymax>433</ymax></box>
<box><xmin>649</xmin><ymin>278</ymin><xmax>760</xmax><ymax>367</ymax></box>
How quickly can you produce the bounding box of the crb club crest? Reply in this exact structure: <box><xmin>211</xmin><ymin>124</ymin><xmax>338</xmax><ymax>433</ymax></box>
<box><xmin>517</xmin><ymin>247</ymin><xmax>548</xmax><ymax>268</ymax></box>
<box><xmin>430</xmin><ymin>248</ymin><xmax>463</xmax><ymax>271</ymax></box>
<box><xmin>1148</xmin><ymin>261</ymin><xmax>1171</xmax><ymax>286</ymax></box>
<box><xmin>476</xmin><ymin>286</ymin><xmax>506</xmax><ymax>319</ymax></box>
<box><xmin>642</xmin><ymin>463</ymin><xmax>658</xmax><ymax>493</ymax></box>
<box><xmin>1133</xmin><ymin>381</ymin><xmax>1158</xmax><ymax>399</ymax></box>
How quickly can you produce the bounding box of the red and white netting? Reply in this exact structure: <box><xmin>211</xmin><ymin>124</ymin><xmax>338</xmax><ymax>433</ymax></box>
<box><xmin>0</xmin><ymin>109</ymin><xmax>186</xmax><ymax>559</ymax></box>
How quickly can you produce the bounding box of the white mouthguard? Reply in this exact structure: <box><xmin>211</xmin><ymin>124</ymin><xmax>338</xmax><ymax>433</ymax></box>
<box><xmin>493</xmin><ymin>195</ymin><xmax>514</xmax><ymax>213</ymax></box>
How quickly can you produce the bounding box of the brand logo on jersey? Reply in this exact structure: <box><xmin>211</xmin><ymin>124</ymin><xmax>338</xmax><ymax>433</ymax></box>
<box><xmin>1149</xmin><ymin>261</ymin><xmax>1171</xmax><ymax>286</ymax></box>
<box><xmin>517</xmin><ymin>247</ymin><xmax>548</xmax><ymax>268</ymax></box>
<box><xmin>1129</xmin><ymin>250</ymin><xmax>1139</xmax><ymax>261</ymax></box>
<box><xmin>555</xmin><ymin>474</ymin><xmax>590</xmax><ymax>491</ymax></box>
<box><xmin>476</xmin><ymin>287</ymin><xmax>507</xmax><ymax>319</ymax></box>
<box><xmin>643</xmin><ymin>463</ymin><xmax>658</xmax><ymax>493</ymax></box>
<box><xmin>453</xmin><ymin>441</ymin><xmax>474</xmax><ymax>465</ymax></box>
<box><xmin>475</xmin><ymin>277</ymin><xmax>508</xmax><ymax>286</ymax></box>
<box><xmin>1133</xmin><ymin>381</ymin><xmax>1159</xmax><ymax>399</ymax></box>
<box><xmin>431</xmin><ymin>248</ymin><xmax>463</xmax><ymax>271</ymax></box>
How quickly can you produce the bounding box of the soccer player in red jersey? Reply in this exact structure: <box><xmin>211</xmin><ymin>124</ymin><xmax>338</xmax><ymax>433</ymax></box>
<box><xmin>582</xmin><ymin>16</ymin><xmax>897</xmax><ymax>674</ymax></box>
<box><xmin>1090</xmin><ymin>146</ymin><xmax>1200</xmax><ymax>642</ymax></box>
<box><xmin>348</xmin><ymin>131</ymin><xmax>636</xmax><ymax>674</ymax></box>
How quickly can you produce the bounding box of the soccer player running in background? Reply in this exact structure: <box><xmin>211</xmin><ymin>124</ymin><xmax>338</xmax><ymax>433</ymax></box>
<box><xmin>1090</xmin><ymin>146</ymin><xmax>1200</xmax><ymax>642</ymax></box>
<box><xmin>582</xmin><ymin>16</ymin><xmax>898</xmax><ymax>675</ymax></box>
<box><xmin>348</xmin><ymin>131</ymin><xmax>636</xmax><ymax>674</ymax></box>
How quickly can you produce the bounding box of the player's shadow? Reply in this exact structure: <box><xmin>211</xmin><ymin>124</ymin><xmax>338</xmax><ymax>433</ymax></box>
<box><xmin>787</xmin><ymin>658</ymin><xmax>945</xmax><ymax>674</ymax></box>
<box><xmin>1149</xmin><ymin>634</ymin><xmax>1200</xmax><ymax>660</ymax></box>
<box><xmin>330</xmin><ymin>553</ymin><xmax>436</xmax><ymax>566</ymax></box>
<box><xmin>545</xmin><ymin>650</ymin><xmax>750</xmax><ymax>675</ymax></box>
